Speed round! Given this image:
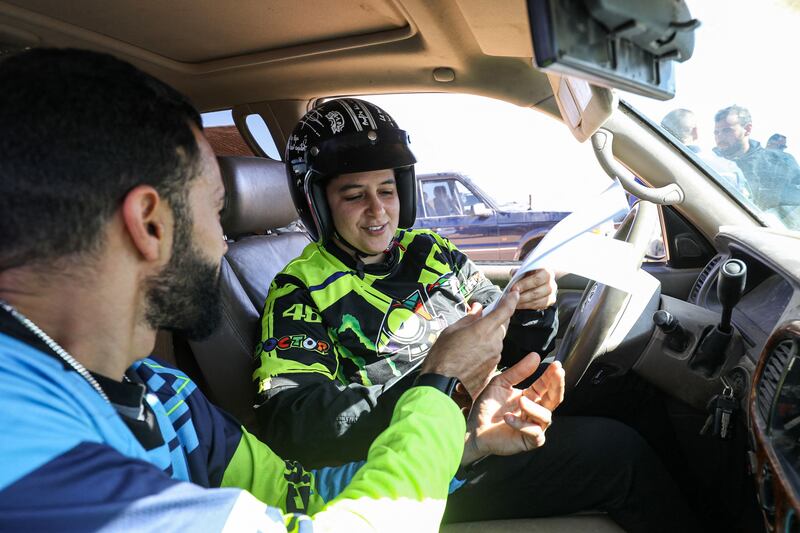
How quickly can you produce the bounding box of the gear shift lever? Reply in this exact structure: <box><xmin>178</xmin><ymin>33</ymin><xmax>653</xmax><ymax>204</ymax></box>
<box><xmin>717</xmin><ymin>259</ymin><xmax>747</xmax><ymax>333</ymax></box>
<box><xmin>690</xmin><ymin>258</ymin><xmax>747</xmax><ymax>376</ymax></box>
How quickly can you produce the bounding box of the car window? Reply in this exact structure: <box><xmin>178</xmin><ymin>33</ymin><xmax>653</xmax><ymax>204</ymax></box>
<box><xmin>622</xmin><ymin>0</ymin><xmax>800</xmax><ymax>231</ymax></box>
<box><xmin>359</xmin><ymin>93</ymin><xmax>654</xmax><ymax>263</ymax></box>
<box><xmin>415</xmin><ymin>186</ymin><xmax>427</xmax><ymax>218</ymax></box>
<box><xmin>454</xmin><ymin>181</ymin><xmax>481</xmax><ymax>215</ymax></box>
<box><xmin>201</xmin><ymin>109</ymin><xmax>280</xmax><ymax>160</ymax></box>
<box><xmin>245</xmin><ymin>114</ymin><xmax>281</xmax><ymax>160</ymax></box>
<box><xmin>201</xmin><ymin>110</ymin><xmax>254</xmax><ymax>157</ymax></box>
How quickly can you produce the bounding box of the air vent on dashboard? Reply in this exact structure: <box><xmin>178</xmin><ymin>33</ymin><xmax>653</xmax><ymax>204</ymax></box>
<box><xmin>757</xmin><ymin>340</ymin><xmax>795</xmax><ymax>422</ymax></box>
<box><xmin>688</xmin><ymin>254</ymin><xmax>723</xmax><ymax>303</ymax></box>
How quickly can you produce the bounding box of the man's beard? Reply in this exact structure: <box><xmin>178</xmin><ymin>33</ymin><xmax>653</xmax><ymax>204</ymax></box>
<box><xmin>717</xmin><ymin>143</ymin><xmax>740</xmax><ymax>158</ymax></box>
<box><xmin>144</xmin><ymin>204</ymin><xmax>223</xmax><ymax>341</ymax></box>
<box><xmin>717</xmin><ymin>137</ymin><xmax>747</xmax><ymax>159</ymax></box>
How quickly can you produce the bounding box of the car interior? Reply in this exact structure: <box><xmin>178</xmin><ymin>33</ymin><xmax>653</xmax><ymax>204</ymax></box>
<box><xmin>2</xmin><ymin>1</ymin><xmax>799</xmax><ymax>531</ymax></box>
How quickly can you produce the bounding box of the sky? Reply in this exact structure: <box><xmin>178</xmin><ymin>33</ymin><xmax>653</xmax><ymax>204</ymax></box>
<box><xmin>364</xmin><ymin>93</ymin><xmax>611</xmax><ymax>211</ymax></box>
<box><xmin>204</xmin><ymin>0</ymin><xmax>800</xmax><ymax>212</ymax></box>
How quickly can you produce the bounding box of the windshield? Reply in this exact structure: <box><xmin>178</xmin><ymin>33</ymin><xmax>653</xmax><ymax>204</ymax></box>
<box><xmin>623</xmin><ymin>0</ymin><xmax>800</xmax><ymax>231</ymax></box>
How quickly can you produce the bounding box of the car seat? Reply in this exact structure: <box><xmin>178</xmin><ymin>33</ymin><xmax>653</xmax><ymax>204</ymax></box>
<box><xmin>187</xmin><ymin>155</ymin><xmax>311</xmax><ymax>430</ymax></box>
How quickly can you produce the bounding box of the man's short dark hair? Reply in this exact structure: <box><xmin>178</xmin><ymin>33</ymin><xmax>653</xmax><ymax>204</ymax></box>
<box><xmin>768</xmin><ymin>133</ymin><xmax>787</xmax><ymax>148</ymax></box>
<box><xmin>714</xmin><ymin>104</ymin><xmax>752</xmax><ymax>126</ymax></box>
<box><xmin>660</xmin><ymin>109</ymin><xmax>696</xmax><ymax>144</ymax></box>
<box><xmin>0</xmin><ymin>48</ymin><xmax>202</xmax><ymax>271</ymax></box>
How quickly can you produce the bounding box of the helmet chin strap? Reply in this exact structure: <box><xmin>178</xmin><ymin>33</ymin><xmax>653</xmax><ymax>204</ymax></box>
<box><xmin>333</xmin><ymin>231</ymin><xmax>382</xmax><ymax>259</ymax></box>
<box><xmin>332</xmin><ymin>231</ymin><xmax>397</xmax><ymax>278</ymax></box>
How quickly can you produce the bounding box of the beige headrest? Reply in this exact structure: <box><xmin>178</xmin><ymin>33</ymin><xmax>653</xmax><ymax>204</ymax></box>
<box><xmin>217</xmin><ymin>156</ymin><xmax>299</xmax><ymax>238</ymax></box>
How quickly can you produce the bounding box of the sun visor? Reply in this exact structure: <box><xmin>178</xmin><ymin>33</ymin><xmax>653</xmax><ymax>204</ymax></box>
<box><xmin>529</xmin><ymin>0</ymin><xmax>698</xmax><ymax>100</ymax></box>
<box><xmin>547</xmin><ymin>74</ymin><xmax>617</xmax><ymax>143</ymax></box>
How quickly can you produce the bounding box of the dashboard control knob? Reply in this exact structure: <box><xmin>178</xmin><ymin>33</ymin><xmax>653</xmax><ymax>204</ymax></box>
<box><xmin>717</xmin><ymin>259</ymin><xmax>747</xmax><ymax>333</ymax></box>
<box><xmin>654</xmin><ymin>310</ymin><xmax>677</xmax><ymax>331</ymax></box>
<box><xmin>653</xmin><ymin>310</ymin><xmax>689</xmax><ymax>351</ymax></box>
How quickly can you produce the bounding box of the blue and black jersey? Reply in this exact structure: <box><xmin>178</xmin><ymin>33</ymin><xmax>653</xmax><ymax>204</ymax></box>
<box><xmin>0</xmin><ymin>306</ymin><xmax>466</xmax><ymax>532</ymax></box>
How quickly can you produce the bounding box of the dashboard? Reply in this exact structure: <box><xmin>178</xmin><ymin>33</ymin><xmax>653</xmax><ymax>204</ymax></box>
<box><xmin>565</xmin><ymin>223</ymin><xmax>800</xmax><ymax>531</ymax></box>
<box><xmin>633</xmin><ymin>226</ymin><xmax>800</xmax><ymax>408</ymax></box>
<box><xmin>685</xmin><ymin>227</ymin><xmax>800</xmax><ymax>531</ymax></box>
<box><xmin>690</xmin><ymin>249</ymin><xmax>794</xmax><ymax>359</ymax></box>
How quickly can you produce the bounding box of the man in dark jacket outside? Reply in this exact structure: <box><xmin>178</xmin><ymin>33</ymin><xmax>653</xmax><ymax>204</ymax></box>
<box><xmin>713</xmin><ymin>105</ymin><xmax>800</xmax><ymax>216</ymax></box>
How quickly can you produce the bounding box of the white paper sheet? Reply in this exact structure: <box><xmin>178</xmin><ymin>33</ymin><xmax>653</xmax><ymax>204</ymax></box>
<box><xmin>484</xmin><ymin>179</ymin><xmax>648</xmax><ymax>314</ymax></box>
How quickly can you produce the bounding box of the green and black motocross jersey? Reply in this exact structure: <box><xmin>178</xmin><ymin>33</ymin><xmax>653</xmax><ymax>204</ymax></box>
<box><xmin>253</xmin><ymin>228</ymin><xmax>557</xmax><ymax>467</ymax></box>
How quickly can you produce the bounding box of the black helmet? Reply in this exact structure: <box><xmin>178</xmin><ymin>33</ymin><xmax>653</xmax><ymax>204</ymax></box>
<box><xmin>285</xmin><ymin>98</ymin><xmax>417</xmax><ymax>244</ymax></box>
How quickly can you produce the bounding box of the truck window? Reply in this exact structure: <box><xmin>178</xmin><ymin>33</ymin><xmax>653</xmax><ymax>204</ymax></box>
<box><xmin>416</xmin><ymin>188</ymin><xmax>427</xmax><ymax>218</ymax></box>
<box><xmin>454</xmin><ymin>181</ymin><xmax>481</xmax><ymax>215</ymax></box>
<box><xmin>421</xmin><ymin>180</ymin><xmax>460</xmax><ymax>216</ymax></box>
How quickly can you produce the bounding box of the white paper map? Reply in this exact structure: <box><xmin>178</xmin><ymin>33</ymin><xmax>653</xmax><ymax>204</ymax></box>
<box><xmin>484</xmin><ymin>179</ymin><xmax>656</xmax><ymax>314</ymax></box>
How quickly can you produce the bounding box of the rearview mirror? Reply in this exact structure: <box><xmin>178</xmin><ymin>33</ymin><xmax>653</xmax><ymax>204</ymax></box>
<box><xmin>529</xmin><ymin>0</ymin><xmax>698</xmax><ymax>100</ymax></box>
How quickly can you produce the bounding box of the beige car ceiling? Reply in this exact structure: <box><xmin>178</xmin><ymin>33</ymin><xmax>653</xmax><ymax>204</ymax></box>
<box><xmin>0</xmin><ymin>0</ymin><xmax>558</xmax><ymax>114</ymax></box>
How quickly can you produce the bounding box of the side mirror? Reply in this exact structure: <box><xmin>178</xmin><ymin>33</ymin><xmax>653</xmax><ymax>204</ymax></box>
<box><xmin>473</xmin><ymin>203</ymin><xmax>492</xmax><ymax>217</ymax></box>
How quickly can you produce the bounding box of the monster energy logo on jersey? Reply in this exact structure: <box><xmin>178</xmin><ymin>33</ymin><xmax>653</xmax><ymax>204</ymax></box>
<box><xmin>375</xmin><ymin>273</ymin><xmax>453</xmax><ymax>361</ymax></box>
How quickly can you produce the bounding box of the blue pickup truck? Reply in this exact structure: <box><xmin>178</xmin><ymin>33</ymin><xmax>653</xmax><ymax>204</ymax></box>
<box><xmin>414</xmin><ymin>172</ymin><xmax>569</xmax><ymax>261</ymax></box>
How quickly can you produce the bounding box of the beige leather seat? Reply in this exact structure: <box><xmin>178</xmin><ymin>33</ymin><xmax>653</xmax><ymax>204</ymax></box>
<box><xmin>188</xmin><ymin>155</ymin><xmax>310</xmax><ymax>430</ymax></box>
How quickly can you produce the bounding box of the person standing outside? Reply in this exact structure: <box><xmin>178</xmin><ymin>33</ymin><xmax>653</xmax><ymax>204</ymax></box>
<box><xmin>713</xmin><ymin>104</ymin><xmax>800</xmax><ymax>212</ymax></box>
<box><xmin>661</xmin><ymin>108</ymin><xmax>749</xmax><ymax>198</ymax></box>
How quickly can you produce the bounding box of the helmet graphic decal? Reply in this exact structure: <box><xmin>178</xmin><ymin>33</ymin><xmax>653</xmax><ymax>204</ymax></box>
<box><xmin>338</xmin><ymin>99</ymin><xmax>377</xmax><ymax>130</ymax></box>
<box><xmin>325</xmin><ymin>111</ymin><xmax>345</xmax><ymax>134</ymax></box>
<box><xmin>297</xmin><ymin>109</ymin><xmax>326</xmax><ymax>136</ymax></box>
<box><xmin>286</xmin><ymin>134</ymin><xmax>307</xmax><ymax>156</ymax></box>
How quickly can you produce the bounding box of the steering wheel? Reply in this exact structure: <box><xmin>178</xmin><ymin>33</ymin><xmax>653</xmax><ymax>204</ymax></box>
<box><xmin>556</xmin><ymin>200</ymin><xmax>661</xmax><ymax>390</ymax></box>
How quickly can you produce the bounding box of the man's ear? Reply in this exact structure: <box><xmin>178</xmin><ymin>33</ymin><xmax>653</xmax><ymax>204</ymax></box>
<box><xmin>121</xmin><ymin>185</ymin><xmax>170</xmax><ymax>262</ymax></box>
<box><xmin>744</xmin><ymin>123</ymin><xmax>753</xmax><ymax>136</ymax></box>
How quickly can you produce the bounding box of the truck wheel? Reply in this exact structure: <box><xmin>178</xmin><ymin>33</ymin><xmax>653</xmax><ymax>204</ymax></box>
<box><xmin>519</xmin><ymin>238</ymin><xmax>542</xmax><ymax>261</ymax></box>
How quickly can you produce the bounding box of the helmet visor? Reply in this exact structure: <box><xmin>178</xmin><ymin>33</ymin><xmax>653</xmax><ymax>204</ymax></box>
<box><xmin>308</xmin><ymin>128</ymin><xmax>416</xmax><ymax>177</ymax></box>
